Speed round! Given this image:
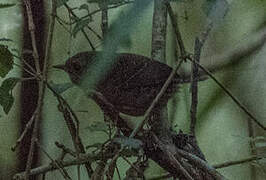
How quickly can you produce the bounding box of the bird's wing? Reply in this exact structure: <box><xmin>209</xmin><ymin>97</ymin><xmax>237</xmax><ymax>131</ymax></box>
<box><xmin>111</xmin><ymin>53</ymin><xmax>175</xmax><ymax>89</ymax></box>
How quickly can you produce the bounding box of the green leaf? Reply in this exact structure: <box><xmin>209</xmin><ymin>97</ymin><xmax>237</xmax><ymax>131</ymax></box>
<box><xmin>72</xmin><ymin>18</ymin><xmax>92</xmax><ymax>37</ymax></box>
<box><xmin>0</xmin><ymin>45</ymin><xmax>13</xmax><ymax>78</ymax></box>
<box><xmin>1</xmin><ymin>77</ymin><xmax>19</xmax><ymax>90</ymax></box>
<box><xmin>0</xmin><ymin>3</ymin><xmax>16</xmax><ymax>9</ymax></box>
<box><xmin>0</xmin><ymin>38</ymin><xmax>13</xmax><ymax>42</ymax></box>
<box><xmin>0</xmin><ymin>93</ymin><xmax>13</xmax><ymax>114</ymax></box>
<box><xmin>113</xmin><ymin>136</ymin><xmax>143</xmax><ymax>150</ymax></box>
<box><xmin>49</xmin><ymin>82</ymin><xmax>73</xmax><ymax>94</ymax></box>
<box><xmin>79</xmin><ymin>4</ymin><xmax>89</xmax><ymax>11</ymax></box>
<box><xmin>55</xmin><ymin>0</ymin><xmax>69</xmax><ymax>8</ymax></box>
<box><xmin>86</xmin><ymin>121</ymin><xmax>109</xmax><ymax>134</ymax></box>
<box><xmin>0</xmin><ymin>78</ymin><xmax>19</xmax><ymax>114</ymax></box>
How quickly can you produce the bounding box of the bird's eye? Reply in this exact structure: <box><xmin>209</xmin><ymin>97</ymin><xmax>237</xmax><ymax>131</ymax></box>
<box><xmin>72</xmin><ymin>61</ymin><xmax>82</xmax><ymax>72</ymax></box>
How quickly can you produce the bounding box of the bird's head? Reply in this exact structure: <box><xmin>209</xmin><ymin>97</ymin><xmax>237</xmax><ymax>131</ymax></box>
<box><xmin>53</xmin><ymin>51</ymin><xmax>97</xmax><ymax>84</ymax></box>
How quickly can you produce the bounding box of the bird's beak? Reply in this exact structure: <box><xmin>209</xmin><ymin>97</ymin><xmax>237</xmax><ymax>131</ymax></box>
<box><xmin>53</xmin><ymin>64</ymin><xmax>66</xmax><ymax>71</ymax></box>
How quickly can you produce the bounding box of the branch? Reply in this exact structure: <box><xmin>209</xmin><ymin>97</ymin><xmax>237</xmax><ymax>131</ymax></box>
<box><xmin>23</xmin><ymin>1</ymin><xmax>51</xmax><ymax>179</ymax></box>
<box><xmin>78</xmin><ymin>1</ymin><xmax>134</xmax><ymax>22</ymax></box>
<box><xmin>190</xmin><ymin>38</ymin><xmax>201</xmax><ymax>135</ymax></box>
<box><xmin>130</xmin><ymin>59</ymin><xmax>184</xmax><ymax>138</ymax></box>
<box><xmin>11</xmin><ymin>110</ymin><xmax>36</xmax><ymax>151</ymax></box>
<box><xmin>13</xmin><ymin>142</ymin><xmax>130</xmax><ymax>179</ymax></box>
<box><xmin>150</xmin><ymin>0</ymin><xmax>170</xmax><ymax>139</ymax></box>
<box><xmin>187</xmin><ymin>58</ymin><xmax>266</xmax><ymax>131</ymax></box>
<box><xmin>213</xmin><ymin>156</ymin><xmax>264</xmax><ymax>169</ymax></box>
<box><xmin>166</xmin><ymin>1</ymin><xmax>186</xmax><ymax>57</ymax></box>
<box><xmin>177</xmin><ymin>149</ymin><xmax>226</xmax><ymax>180</ymax></box>
<box><xmin>64</xmin><ymin>3</ymin><xmax>95</xmax><ymax>50</ymax></box>
<box><xmin>46</xmin><ymin>83</ymin><xmax>94</xmax><ymax>176</ymax></box>
<box><xmin>197</xmin><ymin>27</ymin><xmax>266</xmax><ymax>76</ymax></box>
<box><xmin>36</xmin><ymin>141</ymin><xmax>72</xmax><ymax>180</ymax></box>
<box><xmin>190</xmin><ymin>19</ymin><xmax>213</xmax><ymax>135</ymax></box>
<box><xmin>101</xmin><ymin>0</ymin><xmax>108</xmax><ymax>38</ymax></box>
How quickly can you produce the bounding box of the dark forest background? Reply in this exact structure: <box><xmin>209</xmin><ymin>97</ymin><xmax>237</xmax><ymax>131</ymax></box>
<box><xmin>0</xmin><ymin>0</ymin><xmax>266</xmax><ymax>179</ymax></box>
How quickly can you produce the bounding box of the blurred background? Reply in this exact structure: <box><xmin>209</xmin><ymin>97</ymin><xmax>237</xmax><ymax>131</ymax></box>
<box><xmin>0</xmin><ymin>0</ymin><xmax>265</xmax><ymax>179</ymax></box>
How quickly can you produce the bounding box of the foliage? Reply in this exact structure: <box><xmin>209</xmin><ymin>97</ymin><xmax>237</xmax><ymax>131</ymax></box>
<box><xmin>0</xmin><ymin>77</ymin><xmax>19</xmax><ymax>114</ymax></box>
<box><xmin>55</xmin><ymin>0</ymin><xmax>69</xmax><ymax>8</ymax></box>
<box><xmin>0</xmin><ymin>45</ymin><xmax>13</xmax><ymax>78</ymax></box>
<box><xmin>0</xmin><ymin>38</ymin><xmax>13</xmax><ymax>42</ymax></box>
<box><xmin>0</xmin><ymin>3</ymin><xmax>16</xmax><ymax>9</ymax></box>
<box><xmin>49</xmin><ymin>81</ymin><xmax>73</xmax><ymax>94</ymax></box>
<box><xmin>72</xmin><ymin>18</ymin><xmax>93</xmax><ymax>37</ymax></box>
<box><xmin>86</xmin><ymin>121</ymin><xmax>109</xmax><ymax>134</ymax></box>
<box><xmin>0</xmin><ymin>45</ymin><xmax>16</xmax><ymax>115</ymax></box>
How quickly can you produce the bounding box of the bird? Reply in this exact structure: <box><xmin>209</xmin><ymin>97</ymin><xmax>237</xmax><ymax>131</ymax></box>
<box><xmin>54</xmin><ymin>51</ymin><xmax>185</xmax><ymax>116</ymax></box>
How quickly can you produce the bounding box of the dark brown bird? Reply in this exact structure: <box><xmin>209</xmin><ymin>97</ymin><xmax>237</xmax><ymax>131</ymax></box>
<box><xmin>54</xmin><ymin>51</ymin><xmax>184</xmax><ymax>116</ymax></box>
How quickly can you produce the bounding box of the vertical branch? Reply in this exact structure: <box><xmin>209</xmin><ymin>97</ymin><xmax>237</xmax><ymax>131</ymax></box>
<box><xmin>150</xmin><ymin>0</ymin><xmax>170</xmax><ymax>137</ymax></box>
<box><xmin>23</xmin><ymin>0</ymin><xmax>57</xmax><ymax>179</ymax></box>
<box><xmin>190</xmin><ymin>21</ymin><xmax>212</xmax><ymax>136</ymax></box>
<box><xmin>166</xmin><ymin>2</ymin><xmax>186</xmax><ymax>57</ymax></box>
<box><xmin>101</xmin><ymin>0</ymin><xmax>108</xmax><ymax>38</ymax></box>
<box><xmin>43</xmin><ymin>0</ymin><xmax>56</xmax><ymax>77</ymax></box>
<box><xmin>190</xmin><ymin>38</ymin><xmax>202</xmax><ymax>135</ymax></box>
<box><xmin>151</xmin><ymin>0</ymin><xmax>167</xmax><ymax>61</ymax></box>
<box><xmin>23</xmin><ymin>0</ymin><xmax>41</xmax><ymax>74</ymax></box>
<box><xmin>247</xmin><ymin>119</ymin><xmax>257</xmax><ymax>180</ymax></box>
<box><xmin>20</xmin><ymin>0</ymin><xmax>45</xmax><ymax>174</ymax></box>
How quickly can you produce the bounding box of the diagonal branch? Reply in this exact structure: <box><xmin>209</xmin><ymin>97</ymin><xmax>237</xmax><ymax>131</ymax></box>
<box><xmin>187</xmin><ymin>58</ymin><xmax>266</xmax><ymax>131</ymax></box>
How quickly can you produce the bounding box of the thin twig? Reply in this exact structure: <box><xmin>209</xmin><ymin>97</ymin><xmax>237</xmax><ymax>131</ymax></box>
<box><xmin>190</xmin><ymin>38</ymin><xmax>202</xmax><ymax>135</ymax></box>
<box><xmin>55</xmin><ymin>141</ymin><xmax>77</xmax><ymax>158</ymax></box>
<box><xmin>23</xmin><ymin>0</ymin><xmax>41</xmax><ymax>74</ymax></box>
<box><xmin>78</xmin><ymin>1</ymin><xmax>134</xmax><ymax>22</ymax></box>
<box><xmin>101</xmin><ymin>0</ymin><xmax>108</xmax><ymax>38</ymax></box>
<box><xmin>46</xmin><ymin>82</ymin><xmax>94</xmax><ymax>176</ymax></box>
<box><xmin>131</xmin><ymin>59</ymin><xmax>184</xmax><ymax>138</ymax></box>
<box><xmin>177</xmin><ymin>148</ymin><xmax>226</xmax><ymax>180</ymax></box>
<box><xmin>12</xmin><ymin>53</ymin><xmax>37</xmax><ymax>76</ymax></box>
<box><xmin>13</xmin><ymin>144</ymin><xmax>126</xmax><ymax>178</ymax></box>
<box><xmin>13</xmin><ymin>61</ymin><xmax>36</xmax><ymax>78</ymax></box>
<box><xmin>105</xmin><ymin>59</ymin><xmax>185</xmax><ymax>178</ymax></box>
<box><xmin>166</xmin><ymin>1</ymin><xmax>186</xmax><ymax>57</ymax></box>
<box><xmin>64</xmin><ymin>3</ymin><xmax>95</xmax><ymax>50</ymax></box>
<box><xmin>115</xmin><ymin>166</ymin><xmax>122</xmax><ymax>180</ymax></box>
<box><xmin>189</xmin><ymin>19</ymin><xmax>213</xmax><ymax>135</ymax></box>
<box><xmin>55</xmin><ymin>13</ymin><xmax>103</xmax><ymax>40</ymax></box>
<box><xmin>213</xmin><ymin>156</ymin><xmax>264</xmax><ymax>169</ymax></box>
<box><xmin>43</xmin><ymin>0</ymin><xmax>56</xmax><ymax>78</ymax></box>
<box><xmin>247</xmin><ymin>118</ymin><xmax>257</xmax><ymax>179</ymax></box>
<box><xmin>187</xmin><ymin>58</ymin><xmax>266</xmax><ymax>131</ymax></box>
<box><xmin>36</xmin><ymin>141</ymin><xmax>72</xmax><ymax>180</ymax></box>
<box><xmin>121</xmin><ymin>156</ymin><xmax>143</xmax><ymax>178</ymax></box>
<box><xmin>11</xmin><ymin>110</ymin><xmax>36</xmax><ymax>151</ymax></box>
<box><xmin>195</xmin><ymin>27</ymin><xmax>266</xmax><ymax>77</ymax></box>
<box><xmin>86</xmin><ymin>26</ymin><xmax>103</xmax><ymax>40</ymax></box>
<box><xmin>151</xmin><ymin>133</ymin><xmax>194</xmax><ymax>180</ymax></box>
